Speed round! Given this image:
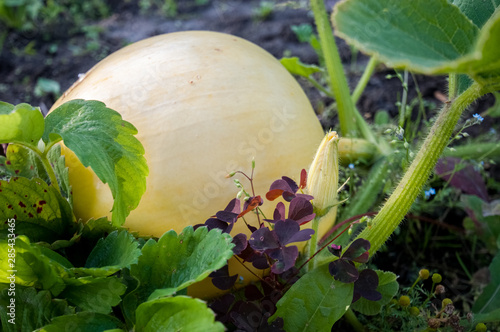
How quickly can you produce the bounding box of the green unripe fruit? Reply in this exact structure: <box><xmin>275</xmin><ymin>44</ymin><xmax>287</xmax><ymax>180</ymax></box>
<box><xmin>441</xmin><ymin>298</ymin><xmax>453</xmax><ymax>309</ymax></box>
<box><xmin>419</xmin><ymin>269</ymin><xmax>430</xmax><ymax>280</ymax></box>
<box><xmin>399</xmin><ymin>295</ymin><xmax>411</xmax><ymax>307</ymax></box>
<box><xmin>432</xmin><ymin>273</ymin><xmax>442</xmax><ymax>283</ymax></box>
<box><xmin>409</xmin><ymin>306</ymin><xmax>420</xmax><ymax>316</ymax></box>
<box><xmin>475</xmin><ymin>322</ymin><xmax>487</xmax><ymax>332</ymax></box>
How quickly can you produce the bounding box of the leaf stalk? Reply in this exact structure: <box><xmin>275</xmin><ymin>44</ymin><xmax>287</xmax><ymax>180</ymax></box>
<box><xmin>352</xmin><ymin>82</ymin><xmax>486</xmax><ymax>256</ymax></box>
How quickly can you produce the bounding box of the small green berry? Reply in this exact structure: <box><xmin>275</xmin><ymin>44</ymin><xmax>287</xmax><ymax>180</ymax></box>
<box><xmin>409</xmin><ymin>306</ymin><xmax>420</xmax><ymax>316</ymax></box>
<box><xmin>441</xmin><ymin>298</ymin><xmax>453</xmax><ymax>309</ymax></box>
<box><xmin>432</xmin><ymin>273</ymin><xmax>442</xmax><ymax>283</ymax></box>
<box><xmin>475</xmin><ymin>322</ymin><xmax>487</xmax><ymax>332</ymax></box>
<box><xmin>399</xmin><ymin>295</ymin><xmax>411</xmax><ymax>307</ymax></box>
<box><xmin>419</xmin><ymin>269</ymin><xmax>430</xmax><ymax>280</ymax></box>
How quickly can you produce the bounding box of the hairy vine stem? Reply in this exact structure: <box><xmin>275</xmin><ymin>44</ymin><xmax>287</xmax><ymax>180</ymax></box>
<box><xmin>352</xmin><ymin>82</ymin><xmax>487</xmax><ymax>256</ymax></box>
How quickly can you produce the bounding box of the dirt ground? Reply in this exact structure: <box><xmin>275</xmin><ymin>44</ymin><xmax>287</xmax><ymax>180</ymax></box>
<box><xmin>3</xmin><ymin>0</ymin><xmax>492</xmax><ymax>126</ymax></box>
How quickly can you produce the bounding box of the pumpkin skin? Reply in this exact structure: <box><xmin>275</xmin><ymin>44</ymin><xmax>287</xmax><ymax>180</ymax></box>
<box><xmin>50</xmin><ymin>31</ymin><xmax>327</xmax><ymax>298</ymax></box>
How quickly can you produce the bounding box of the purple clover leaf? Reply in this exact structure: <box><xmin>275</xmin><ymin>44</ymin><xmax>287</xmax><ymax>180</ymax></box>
<box><xmin>238</xmin><ymin>242</ymin><xmax>269</xmax><ymax>270</ymax></box>
<box><xmin>288</xmin><ymin>196</ymin><xmax>316</xmax><ymax>225</ymax></box>
<box><xmin>265</xmin><ymin>196</ymin><xmax>315</xmax><ymax>226</ymax></box>
<box><xmin>209</xmin><ymin>265</ymin><xmax>239</xmax><ymax>290</ymax></box>
<box><xmin>203</xmin><ymin>198</ymin><xmax>241</xmax><ymax>233</ymax></box>
<box><xmin>273</xmin><ymin>202</ymin><xmax>286</xmax><ymax>221</ymax></box>
<box><xmin>249</xmin><ymin>219</ymin><xmax>314</xmax><ymax>274</ymax></box>
<box><xmin>342</xmin><ymin>238</ymin><xmax>370</xmax><ymax>263</ymax></box>
<box><xmin>352</xmin><ymin>269</ymin><xmax>382</xmax><ymax>303</ymax></box>
<box><xmin>328</xmin><ymin>244</ymin><xmax>342</xmax><ymax>257</ymax></box>
<box><xmin>266</xmin><ymin>173</ymin><xmax>313</xmax><ymax>202</ymax></box>
<box><xmin>328</xmin><ymin>239</ymin><xmax>371</xmax><ymax>283</ymax></box>
<box><xmin>231</xmin><ymin>233</ymin><xmax>248</xmax><ymax>255</ymax></box>
<box><xmin>329</xmin><ymin>259</ymin><xmax>359</xmax><ymax>283</ymax></box>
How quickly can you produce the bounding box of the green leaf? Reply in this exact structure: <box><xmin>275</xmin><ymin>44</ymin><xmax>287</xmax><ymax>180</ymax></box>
<box><xmin>461</xmin><ymin>195</ymin><xmax>500</xmax><ymax>251</ymax></box>
<box><xmin>291</xmin><ymin>23</ymin><xmax>314</xmax><ymax>43</ymax></box>
<box><xmin>43</xmin><ymin>99</ymin><xmax>148</xmax><ymax>226</ymax></box>
<box><xmin>0</xmin><ymin>286</ymin><xmax>74</xmax><ymax>332</ymax></box>
<box><xmin>351</xmin><ymin>270</ymin><xmax>399</xmax><ymax>315</ymax></box>
<box><xmin>39</xmin><ymin>312</ymin><xmax>125</xmax><ymax>332</ymax></box>
<box><xmin>0</xmin><ymin>177</ymin><xmax>74</xmax><ymax>243</ymax></box>
<box><xmin>47</xmin><ymin>144</ymin><xmax>72</xmax><ymax>207</ymax></box>
<box><xmin>0</xmin><ymin>143</ymin><xmax>73</xmax><ymax>205</ymax></box>
<box><xmin>130</xmin><ymin>226</ymin><xmax>234</xmax><ymax>302</ymax></box>
<box><xmin>270</xmin><ymin>263</ymin><xmax>354</xmax><ymax>332</ymax></box>
<box><xmin>485</xmin><ymin>92</ymin><xmax>500</xmax><ymax>118</ymax></box>
<box><xmin>0</xmin><ymin>102</ymin><xmax>44</xmax><ymax>146</ymax></box>
<box><xmin>0</xmin><ymin>144</ymin><xmax>46</xmax><ymax>180</ymax></box>
<box><xmin>472</xmin><ymin>251</ymin><xmax>500</xmax><ymax>317</ymax></box>
<box><xmin>280</xmin><ymin>57</ymin><xmax>321</xmax><ymax>77</ymax></box>
<box><xmin>455</xmin><ymin>9</ymin><xmax>500</xmax><ymax>89</ymax></box>
<box><xmin>332</xmin><ymin>0</ymin><xmax>478</xmax><ymax>71</ymax></box>
<box><xmin>135</xmin><ymin>296</ymin><xmax>224</xmax><ymax>332</ymax></box>
<box><xmin>452</xmin><ymin>0</ymin><xmax>500</xmax><ymax>29</ymax></box>
<box><xmin>471</xmin><ymin>308</ymin><xmax>500</xmax><ymax>324</ymax></box>
<box><xmin>0</xmin><ymin>236</ymin><xmax>66</xmax><ymax>296</ymax></box>
<box><xmin>332</xmin><ymin>0</ymin><xmax>500</xmax><ymax>89</ymax></box>
<box><xmin>59</xmin><ymin>276</ymin><xmax>126</xmax><ymax>314</ymax></box>
<box><xmin>38</xmin><ymin>247</ymin><xmax>74</xmax><ymax>269</ymax></box>
<box><xmin>34</xmin><ymin>78</ymin><xmax>61</xmax><ymax>98</ymax></box>
<box><xmin>78</xmin><ymin>230</ymin><xmax>141</xmax><ymax>277</ymax></box>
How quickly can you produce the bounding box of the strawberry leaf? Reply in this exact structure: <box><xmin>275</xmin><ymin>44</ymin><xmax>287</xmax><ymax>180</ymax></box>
<box><xmin>43</xmin><ymin>99</ymin><xmax>148</xmax><ymax>226</ymax></box>
<box><xmin>0</xmin><ymin>287</ymin><xmax>73</xmax><ymax>332</ymax></box>
<box><xmin>0</xmin><ymin>102</ymin><xmax>44</xmax><ymax>147</ymax></box>
<box><xmin>126</xmin><ymin>226</ymin><xmax>234</xmax><ymax>310</ymax></box>
<box><xmin>58</xmin><ymin>276</ymin><xmax>126</xmax><ymax>314</ymax></box>
<box><xmin>38</xmin><ymin>312</ymin><xmax>124</xmax><ymax>331</ymax></box>
<box><xmin>79</xmin><ymin>230</ymin><xmax>141</xmax><ymax>277</ymax></box>
<box><xmin>0</xmin><ymin>177</ymin><xmax>74</xmax><ymax>243</ymax></box>
<box><xmin>135</xmin><ymin>296</ymin><xmax>224</xmax><ymax>332</ymax></box>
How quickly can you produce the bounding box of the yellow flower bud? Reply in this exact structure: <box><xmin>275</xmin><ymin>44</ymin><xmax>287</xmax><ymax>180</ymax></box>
<box><xmin>306</xmin><ymin>131</ymin><xmax>340</xmax><ymax>217</ymax></box>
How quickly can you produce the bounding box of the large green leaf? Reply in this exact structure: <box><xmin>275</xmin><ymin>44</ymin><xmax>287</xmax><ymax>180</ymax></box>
<box><xmin>270</xmin><ymin>263</ymin><xmax>354</xmax><ymax>332</ymax></box>
<box><xmin>0</xmin><ymin>286</ymin><xmax>74</xmax><ymax>332</ymax></box>
<box><xmin>455</xmin><ymin>9</ymin><xmax>500</xmax><ymax>88</ymax></box>
<box><xmin>71</xmin><ymin>230</ymin><xmax>142</xmax><ymax>277</ymax></box>
<box><xmin>135</xmin><ymin>296</ymin><xmax>224</xmax><ymax>332</ymax></box>
<box><xmin>332</xmin><ymin>0</ymin><xmax>478</xmax><ymax>71</ymax></box>
<box><xmin>452</xmin><ymin>0</ymin><xmax>500</xmax><ymax>28</ymax></box>
<box><xmin>43</xmin><ymin>99</ymin><xmax>148</xmax><ymax>226</ymax></box>
<box><xmin>129</xmin><ymin>226</ymin><xmax>234</xmax><ymax>303</ymax></box>
<box><xmin>351</xmin><ymin>270</ymin><xmax>399</xmax><ymax>315</ymax></box>
<box><xmin>0</xmin><ymin>142</ymin><xmax>72</xmax><ymax>207</ymax></box>
<box><xmin>472</xmin><ymin>252</ymin><xmax>500</xmax><ymax>319</ymax></box>
<box><xmin>59</xmin><ymin>276</ymin><xmax>126</xmax><ymax>314</ymax></box>
<box><xmin>39</xmin><ymin>312</ymin><xmax>125</xmax><ymax>332</ymax></box>
<box><xmin>0</xmin><ymin>144</ymin><xmax>46</xmax><ymax>180</ymax></box>
<box><xmin>0</xmin><ymin>177</ymin><xmax>74</xmax><ymax>243</ymax></box>
<box><xmin>0</xmin><ymin>102</ymin><xmax>44</xmax><ymax>147</ymax></box>
<box><xmin>332</xmin><ymin>0</ymin><xmax>500</xmax><ymax>89</ymax></box>
<box><xmin>0</xmin><ymin>236</ymin><xmax>66</xmax><ymax>296</ymax></box>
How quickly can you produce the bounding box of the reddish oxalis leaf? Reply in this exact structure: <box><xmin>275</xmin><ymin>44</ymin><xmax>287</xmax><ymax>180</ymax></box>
<box><xmin>435</xmin><ymin>157</ymin><xmax>489</xmax><ymax>201</ymax></box>
<box><xmin>238</xmin><ymin>195</ymin><xmax>262</xmax><ymax>218</ymax></box>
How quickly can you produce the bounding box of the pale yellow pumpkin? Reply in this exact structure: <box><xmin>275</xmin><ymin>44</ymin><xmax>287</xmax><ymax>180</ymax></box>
<box><xmin>50</xmin><ymin>31</ymin><xmax>329</xmax><ymax>298</ymax></box>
